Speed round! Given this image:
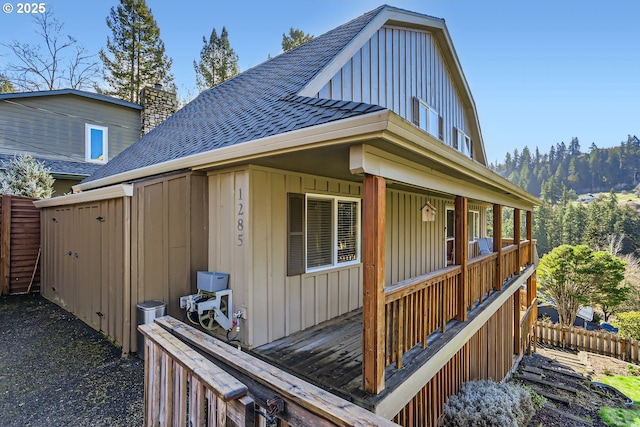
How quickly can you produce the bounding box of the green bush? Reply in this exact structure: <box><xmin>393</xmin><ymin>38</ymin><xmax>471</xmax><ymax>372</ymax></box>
<box><xmin>614</xmin><ymin>311</ymin><xmax>640</xmax><ymax>340</ymax></box>
<box><xmin>0</xmin><ymin>154</ymin><xmax>54</xmax><ymax>199</ymax></box>
<box><xmin>442</xmin><ymin>380</ymin><xmax>540</xmax><ymax>427</ymax></box>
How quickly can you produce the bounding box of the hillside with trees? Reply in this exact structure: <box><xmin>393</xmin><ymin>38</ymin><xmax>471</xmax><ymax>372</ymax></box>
<box><xmin>491</xmin><ymin>135</ymin><xmax>640</xmax><ymax>197</ymax></box>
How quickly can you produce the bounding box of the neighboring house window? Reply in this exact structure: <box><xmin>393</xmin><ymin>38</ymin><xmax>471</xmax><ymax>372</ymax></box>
<box><xmin>287</xmin><ymin>193</ymin><xmax>361</xmax><ymax>275</ymax></box>
<box><xmin>412</xmin><ymin>97</ymin><xmax>442</xmax><ymax>140</ymax></box>
<box><xmin>456</xmin><ymin>128</ymin><xmax>473</xmax><ymax>158</ymax></box>
<box><xmin>85</xmin><ymin>124</ymin><xmax>108</xmax><ymax>164</ymax></box>
<box><xmin>468</xmin><ymin>210</ymin><xmax>480</xmax><ymax>241</ymax></box>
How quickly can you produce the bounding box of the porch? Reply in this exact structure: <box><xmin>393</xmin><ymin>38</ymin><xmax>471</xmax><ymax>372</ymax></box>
<box><xmin>251</xmin><ymin>243</ymin><xmax>538</xmax><ymax>414</ymax></box>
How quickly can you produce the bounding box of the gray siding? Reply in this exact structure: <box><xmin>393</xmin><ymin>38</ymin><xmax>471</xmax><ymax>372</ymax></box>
<box><xmin>317</xmin><ymin>25</ymin><xmax>469</xmax><ymax>157</ymax></box>
<box><xmin>0</xmin><ymin>94</ymin><xmax>140</xmax><ymax>162</ymax></box>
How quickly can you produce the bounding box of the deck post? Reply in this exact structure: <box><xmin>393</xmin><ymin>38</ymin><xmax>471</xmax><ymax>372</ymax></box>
<box><xmin>514</xmin><ymin>208</ymin><xmax>521</xmax><ymax>271</ymax></box>
<box><xmin>493</xmin><ymin>204</ymin><xmax>502</xmax><ymax>291</ymax></box>
<box><xmin>362</xmin><ymin>174</ymin><xmax>386</xmax><ymax>394</ymax></box>
<box><xmin>455</xmin><ymin>196</ymin><xmax>468</xmax><ymax>320</ymax></box>
<box><xmin>526</xmin><ymin>210</ymin><xmax>534</xmax><ymax>306</ymax></box>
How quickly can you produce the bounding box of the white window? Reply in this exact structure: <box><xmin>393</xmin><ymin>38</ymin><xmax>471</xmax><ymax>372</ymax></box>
<box><xmin>306</xmin><ymin>194</ymin><xmax>360</xmax><ymax>271</ymax></box>
<box><xmin>85</xmin><ymin>124</ymin><xmax>108</xmax><ymax>164</ymax></box>
<box><xmin>445</xmin><ymin>207</ymin><xmax>455</xmax><ymax>265</ymax></box>
<box><xmin>456</xmin><ymin>128</ymin><xmax>473</xmax><ymax>158</ymax></box>
<box><xmin>413</xmin><ymin>97</ymin><xmax>441</xmax><ymax>140</ymax></box>
<box><xmin>468</xmin><ymin>210</ymin><xmax>480</xmax><ymax>241</ymax></box>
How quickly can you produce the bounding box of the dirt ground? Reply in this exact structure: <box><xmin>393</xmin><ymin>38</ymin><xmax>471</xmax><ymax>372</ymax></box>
<box><xmin>0</xmin><ymin>294</ymin><xmax>144</xmax><ymax>427</ymax></box>
<box><xmin>513</xmin><ymin>344</ymin><xmax>638</xmax><ymax>427</ymax></box>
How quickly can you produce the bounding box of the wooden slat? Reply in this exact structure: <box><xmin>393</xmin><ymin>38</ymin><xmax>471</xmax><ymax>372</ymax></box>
<box><xmin>155</xmin><ymin>316</ymin><xmax>400</xmax><ymax>427</ymax></box>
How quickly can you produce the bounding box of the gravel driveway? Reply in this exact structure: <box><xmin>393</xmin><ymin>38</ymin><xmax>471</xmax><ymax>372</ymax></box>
<box><xmin>0</xmin><ymin>294</ymin><xmax>144</xmax><ymax>426</ymax></box>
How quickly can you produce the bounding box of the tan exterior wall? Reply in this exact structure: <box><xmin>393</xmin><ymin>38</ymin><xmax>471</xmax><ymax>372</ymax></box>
<box><xmin>40</xmin><ymin>197</ymin><xmax>130</xmax><ymax>350</ymax></box>
<box><xmin>130</xmin><ymin>171</ymin><xmax>208</xmax><ymax>351</ymax></box>
<box><xmin>207</xmin><ymin>165</ymin><xmax>489</xmax><ymax>348</ymax></box>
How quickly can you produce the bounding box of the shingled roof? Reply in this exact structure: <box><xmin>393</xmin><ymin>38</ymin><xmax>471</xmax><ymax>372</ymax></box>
<box><xmin>84</xmin><ymin>5</ymin><xmax>393</xmax><ymax>184</ymax></box>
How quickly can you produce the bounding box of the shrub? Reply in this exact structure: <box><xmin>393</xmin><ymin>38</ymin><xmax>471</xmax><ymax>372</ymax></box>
<box><xmin>613</xmin><ymin>311</ymin><xmax>640</xmax><ymax>340</ymax></box>
<box><xmin>0</xmin><ymin>154</ymin><xmax>54</xmax><ymax>199</ymax></box>
<box><xmin>442</xmin><ymin>380</ymin><xmax>539</xmax><ymax>427</ymax></box>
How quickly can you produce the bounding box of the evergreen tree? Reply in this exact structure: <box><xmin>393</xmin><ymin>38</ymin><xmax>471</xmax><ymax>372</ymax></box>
<box><xmin>0</xmin><ymin>154</ymin><xmax>54</xmax><ymax>199</ymax></box>
<box><xmin>281</xmin><ymin>28</ymin><xmax>314</xmax><ymax>52</ymax></box>
<box><xmin>193</xmin><ymin>26</ymin><xmax>239</xmax><ymax>91</ymax></box>
<box><xmin>99</xmin><ymin>0</ymin><xmax>175</xmax><ymax>103</ymax></box>
<box><xmin>0</xmin><ymin>75</ymin><xmax>14</xmax><ymax>93</ymax></box>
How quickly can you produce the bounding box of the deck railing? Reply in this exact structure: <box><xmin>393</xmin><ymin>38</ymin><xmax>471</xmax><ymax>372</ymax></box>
<box><xmin>384</xmin><ymin>266</ymin><xmax>460</xmax><ymax>368</ymax></box>
<box><xmin>383</xmin><ymin>239</ymin><xmax>537</xmax><ymax>370</ymax></box>
<box><xmin>466</xmin><ymin>253</ymin><xmax>497</xmax><ymax>309</ymax></box>
<box><xmin>146</xmin><ymin>317</ymin><xmax>400</xmax><ymax>427</ymax></box>
<box><xmin>518</xmin><ymin>299</ymin><xmax>537</xmax><ymax>355</ymax></box>
<box><xmin>139</xmin><ymin>322</ymin><xmax>253</xmax><ymax>427</ymax></box>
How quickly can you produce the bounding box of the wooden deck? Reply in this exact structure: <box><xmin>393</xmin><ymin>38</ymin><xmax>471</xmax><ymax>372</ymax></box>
<box><xmin>251</xmin><ymin>305</ymin><xmax>468</xmax><ymax>409</ymax></box>
<box><xmin>251</xmin><ymin>309</ymin><xmax>365</xmax><ymax>401</ymax></box>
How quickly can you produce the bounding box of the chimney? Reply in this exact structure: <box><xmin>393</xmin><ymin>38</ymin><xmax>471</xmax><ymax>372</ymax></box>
<box><xmin>140</xmin><ymin>84</ymin><xmax>178</xmax><ymax>135</ymax></box>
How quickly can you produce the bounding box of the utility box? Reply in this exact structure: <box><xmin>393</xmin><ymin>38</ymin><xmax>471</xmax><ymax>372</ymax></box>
<box><xmin>197</xmin><ymin>271</ymin><xmax>229</xmax><ymax>292</ymax></box>
<box><xmin>136</xmin><ymin>300</ymin><xmax>166</xmax><ymax>359</ymax></box>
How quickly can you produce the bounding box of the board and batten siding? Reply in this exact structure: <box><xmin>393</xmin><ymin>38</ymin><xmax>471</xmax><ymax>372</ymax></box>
<box><xmin>208</xmin><ymin>165</ymin><xmax>486</xmax><ymax>348</ymax></box>
<box><xmin>130</xmin><ymin>171</ymin><xmax>208</xmax><ymax>351</ymax></box>
<box><xmin>40</xmin><ymin>197</ymin><xmax>130</xmax><ymax>350</ymax></box>
<box><xmin>0</xmin><ymin>94</ymin><xmax>140</xmax><ymax>162</ymax></box>
<box><xmin>316</xmin><ymin>25</ymin><xmax>467</xmax><ymax>152</ymax></box>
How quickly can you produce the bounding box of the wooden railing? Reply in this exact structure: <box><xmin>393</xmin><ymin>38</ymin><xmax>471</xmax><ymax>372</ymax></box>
<box><xmin>139</xmin><ymin>322</ymin><xmax>253</xmax><ymax>427</ymax></box>
<box><xmin>466</xmin><ymin>253</ymin><xmax>497</xmax><ymax>309</ymax></box>
<box><xmin>518</xmin><ymin>299</ymin><xmax>537</xmax><ymax>355</ymax></box>
<box><xmin>536</xmin><ymin>321</ymin><xmax>640</xmax><ymax>364</ymax></box>
<box><xmin>500</xmin><ymin>245</ymin><xmax>519</xmax><ymax>282</ymax></box>
<box><xmin>148</xmin><ymin>317</ymin><xmax>400</xmax><ymax>427</ymax></box>
<box><xmin>384</xmin><ymin>266</ymin><xmax>460</xmax><ymax>369</ymax></box>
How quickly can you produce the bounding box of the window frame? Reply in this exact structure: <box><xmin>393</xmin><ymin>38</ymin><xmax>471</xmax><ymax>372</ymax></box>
<box><xmin>413</xmin><ymin>97</ymin><xmax>442</xmax><ymax>140</ymax></box>
<box><xmin>85</xmin><ymin>123</ymin><xmax>108</xmax><ymax>164</ymax></box>
<box><xmin>305</xmin><ymin>193</ymin><xmax>361</xmax><ymax>273</ymax></box>
<box><xmin>456</xmin><ymin>128</ymin><xmax>473</xmax><ymax>158</ymax></box>
<box><xmin>468</xmin><ymin>210</ymin><xmax>480</xmax><ymax>242</ymax></box>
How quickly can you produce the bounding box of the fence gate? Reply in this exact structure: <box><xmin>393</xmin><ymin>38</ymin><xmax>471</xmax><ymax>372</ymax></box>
<box><xmin>0</xmin><ymin>195</ymin><xmax>40</xmax><ymax>295</ymax></box>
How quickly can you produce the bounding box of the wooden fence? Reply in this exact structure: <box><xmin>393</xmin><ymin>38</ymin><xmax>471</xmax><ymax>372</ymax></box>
<box><xmin>536</xmin><ymin>321</ymin><xmax>640</xmax><ymax>364</ymax></box>
<box><xmin>143</xmin><ymin>317</ymin><xmax>400</xmax><ymax>427</ymax></box>
<box><xmin>0</xmin><ymin>195</ymin><xmax>40</xmax><ymax>295</ymax></box>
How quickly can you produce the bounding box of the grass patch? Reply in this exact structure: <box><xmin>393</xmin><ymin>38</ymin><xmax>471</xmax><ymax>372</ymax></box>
<box><xmin>600</xmin><ymin>376</ymin><xmax>640</xmax><ymax>426</ymax></box>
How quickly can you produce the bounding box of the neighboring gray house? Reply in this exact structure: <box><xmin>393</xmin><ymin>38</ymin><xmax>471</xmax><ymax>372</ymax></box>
<box><xmin>0</xmin><ymin>86</ymin><xmax>176</xmax><ymax>195</ymax></box>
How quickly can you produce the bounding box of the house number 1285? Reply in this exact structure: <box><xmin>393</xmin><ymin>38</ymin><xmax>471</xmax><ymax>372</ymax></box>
<box><xmin>237</xmin><ymin>188</ymin><xmax>244</xmax><ymax>246</ymax></box>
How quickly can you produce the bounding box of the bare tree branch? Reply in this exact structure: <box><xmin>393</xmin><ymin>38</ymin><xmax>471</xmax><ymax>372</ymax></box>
<box><xmin>2</xmin><ymin>9</ymin><xmax>100</xmax><ymax>91</ymax></box>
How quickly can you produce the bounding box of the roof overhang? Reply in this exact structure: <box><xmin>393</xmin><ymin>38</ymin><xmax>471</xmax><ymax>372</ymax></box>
<box><xmin>73</xmin><ymin>109</ymin><xmax>539</xmax><ymax>210</ymax></box>
<box><xmin>34</xmin><ymin>183</ymin><xmax>133</xmax><ymax>208</ymax></box>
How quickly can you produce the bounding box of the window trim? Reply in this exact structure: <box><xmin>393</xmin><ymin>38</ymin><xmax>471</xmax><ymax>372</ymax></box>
<box><xmin>455</xmin><ymin>127</ymin><xmax>473</xmax><ymax>158</ymax></box>
<box><xmin>305</xmin><ymin>193</ymin><xmax>361</xmax><ymax>273</ymax></box>
<box><xmin>468</xmin><ymin>210</ymin><xmax>480</xmax><ymax>242</ymax></box>
<box><xmin>412</xmin><ymin>97</ymin><xmax>442</xmax><ymax>140</ymax></box>
<box><xmin>85</xmin><ymin>123</ymin><xmax>108</xmax><ymax>164</ymax></box>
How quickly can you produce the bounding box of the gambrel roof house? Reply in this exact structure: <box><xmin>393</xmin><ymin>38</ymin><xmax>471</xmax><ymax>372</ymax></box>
<box><xmin>35</xmin><ymin>5</ymin><xmax>541</xmax><ymax>426</ymax></box>
<box><xmin>0</xmin><ymin>87</ymin><xmax>176</xmax><ymax>195</ymax></box>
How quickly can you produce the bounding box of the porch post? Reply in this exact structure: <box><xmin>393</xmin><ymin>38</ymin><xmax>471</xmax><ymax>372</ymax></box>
<box><xmin>455</xmin><ymin>196</ymin><xmax>468</xmax><ymax>320</ymax></box>
<box><xmin>493</xmin><ymin>204</ymin><xmax>503</xmax><ymax>291</ymax></box>
<box><xmin>362</xmin><ymin>174</ymin><xmax>386</xmax><ymax>394</ymax></box>
<box><xmin>526</xmin><ymin>210</ymin><xmax>534</xmax><ymax>306</ymax></box>
<box><xmin>514</xmin><ymin>208</ymin><xmax>521</xmax><ymax>271</ymax></box>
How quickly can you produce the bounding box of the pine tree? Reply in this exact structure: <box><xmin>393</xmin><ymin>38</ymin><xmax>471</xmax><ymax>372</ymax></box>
<box><xmin>0</xmin><ymin>154</ymin><xmax>54</xmax><ymax>199</ymax></box>
<box><xmin>0</xmin><ymin>75</ymin><xmax>14</xmax><ymax>93</ymax></box>
<box><xmin>99</xmin><ymin>0</ymin><xmax>175</xmax><ymax>104</ymax></box>
<box><xmin>281</xmin><ymin>28</ymin><xmax>314</xmax><ymax>52</ymax></box>
<box><xmin>193</xmin><ymin>26</ymin><xmax>239</xmax><ymax>91</ymax></box>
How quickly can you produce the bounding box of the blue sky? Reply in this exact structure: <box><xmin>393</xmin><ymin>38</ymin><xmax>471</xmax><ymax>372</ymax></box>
<box><xmin>1</xmin><ymin>0</ymin><xmax>638</xmax><ymax>163</ymax></box>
